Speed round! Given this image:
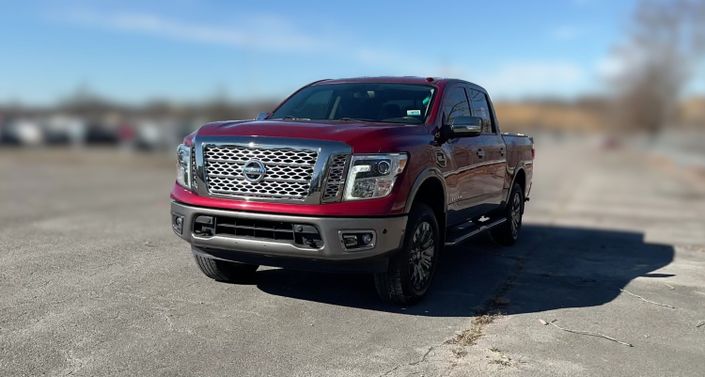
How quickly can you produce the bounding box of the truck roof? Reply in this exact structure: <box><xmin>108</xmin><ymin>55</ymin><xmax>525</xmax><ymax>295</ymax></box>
<box><xmin>310</xmin><ymin>76</ymin><xmax>487</xmax><ymax>94</ymax></box>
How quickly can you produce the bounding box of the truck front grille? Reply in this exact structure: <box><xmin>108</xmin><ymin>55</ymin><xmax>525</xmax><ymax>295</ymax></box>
<box><xmin>321</xmin><ymin>153</ymin><xmax>349</xmax><ymax>202</ymax></box>
<box><xmin>203</xmin><ymin>144</ymin><xmax>318</xmax><ymax>200</ymax></box>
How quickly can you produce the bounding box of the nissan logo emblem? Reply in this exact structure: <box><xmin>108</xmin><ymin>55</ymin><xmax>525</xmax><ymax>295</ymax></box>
<box><xmin>242</xmin><ymin>160</ymin><xmax>267</xmax><ymax>183</ymax></box>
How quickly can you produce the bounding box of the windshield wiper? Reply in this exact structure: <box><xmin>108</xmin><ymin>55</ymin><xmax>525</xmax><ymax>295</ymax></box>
<box><xmin>338</xmin><ymin>117</ymin><xmax>377</xmax><ymax>122</ymax></box>
<box><xmin>274</xmin><ymin>115</ymin><xmax>311</xmax><ymax>121</ymax></box>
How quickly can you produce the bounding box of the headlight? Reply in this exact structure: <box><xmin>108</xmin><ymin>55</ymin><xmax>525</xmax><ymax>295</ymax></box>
<box><xmin>176</xmin><ymin>144</ymin><xmax>191</xmax><ymax>189</ymax></box>
<box><xmin>343</xmin><ymin>153</ymin><xmax>408</xmax><ymax>201</ymax></box>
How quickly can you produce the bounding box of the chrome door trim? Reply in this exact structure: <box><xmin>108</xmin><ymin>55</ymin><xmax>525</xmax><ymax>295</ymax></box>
<box><xmin>441</xmin><ymin>159</ymin><xmax>507</xmax><ymax>178</ymax></box>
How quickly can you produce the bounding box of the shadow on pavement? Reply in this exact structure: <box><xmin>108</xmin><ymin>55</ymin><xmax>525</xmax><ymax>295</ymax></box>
<box><xmin>253</xmin><ymin>225</ymin><xmax>674</xmax><ymax>316</ymax></box>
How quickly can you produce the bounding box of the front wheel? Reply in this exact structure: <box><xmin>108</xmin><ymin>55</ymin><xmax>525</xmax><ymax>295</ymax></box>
<box><xmin>374</xmin><ymin>203</ymin><xmax>440</xmax><ymax>305</ymax></box>
<box><xmin>491</xmin><ymin>183</ymin><xmax>524</xmax><ymax>246</ymax></box>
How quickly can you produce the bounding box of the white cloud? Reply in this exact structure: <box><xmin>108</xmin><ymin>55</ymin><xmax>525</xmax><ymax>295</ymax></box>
<box><xmin>596</xmin><ymin>54</ymin><xmax>626</xmax><ymax>78</ymax></box>
<box><xmin>57</xmin><ymin>9</ymin><xmax>595</xmax><ymax>98</ymax></box>
<box><xmin>352</xmin><ymin>48</ymin><xmax>440</xmax><ymax>74</ymax></box>
<box><xmin>476</xmin><ymin>61</ymin><xmax>588</xmax><ymax>98</ymax></box>
<box><xmin>62</xmin><ymin>9</ymin><xmax>444</xmax><ymax>74</ymax></box>
<box><xmin>65</xmin><ymin>10</ymin><xmax>321</xmax><ymax>52</ymax></box>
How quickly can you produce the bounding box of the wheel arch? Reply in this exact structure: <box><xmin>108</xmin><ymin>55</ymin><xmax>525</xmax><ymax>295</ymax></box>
<box><xmin>404</xmin><ymin>169</ymin><xmax>447</xmax><ymax>242</ymax></box>
<box><xmin>505</xmin><ymin>166</ymin><xmax>527</xmax><ymax>204</ymax></box>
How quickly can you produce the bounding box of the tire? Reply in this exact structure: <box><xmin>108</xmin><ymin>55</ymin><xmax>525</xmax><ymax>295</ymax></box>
<box><xmin>374</xmin><ymin>203</ymin><xmax>441</xmax><ymax>305</ymax></box>
<box><xmin>491</xmin><ymin>183</ymin><xmax>524</xmax><ymax>246</ymax></box>
<box><xmin>193</xmin><ymin>254</ymin><xmax>259</xmax><ymax>283</ymax></box>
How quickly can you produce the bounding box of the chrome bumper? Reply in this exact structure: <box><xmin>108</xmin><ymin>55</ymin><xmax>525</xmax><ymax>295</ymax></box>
<box><xmin>170</xmin><ymin>201</ymin><xmax>407</xmax><ymax>262</ymax></box>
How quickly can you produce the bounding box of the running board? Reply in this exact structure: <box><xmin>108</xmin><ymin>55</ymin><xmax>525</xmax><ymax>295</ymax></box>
<box><xmin>444</xmin><ymin>218</ymin><xmax>507</xmax><ymax>247</ymax></box>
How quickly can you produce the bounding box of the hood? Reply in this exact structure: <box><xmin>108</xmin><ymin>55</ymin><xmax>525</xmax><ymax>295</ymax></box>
<box><xmin>195</xmin><ymin>119</ymin><xmax>431</xmax><ymax>153</ymax></box>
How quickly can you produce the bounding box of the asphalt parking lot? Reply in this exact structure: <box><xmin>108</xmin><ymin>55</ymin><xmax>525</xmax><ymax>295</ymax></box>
<box><xmin>1</xmin><ymin>138</ymin><xmax>704</xmax><ymax>376</ymax></box>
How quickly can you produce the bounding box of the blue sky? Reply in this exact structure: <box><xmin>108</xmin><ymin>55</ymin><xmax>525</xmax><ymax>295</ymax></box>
<box><xmin>0</xmin><ymin>0</ymin><xmax>642</xmax><ymax>105</ymax></box>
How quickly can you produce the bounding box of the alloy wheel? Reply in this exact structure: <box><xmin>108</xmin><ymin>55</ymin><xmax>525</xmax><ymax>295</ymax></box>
<box><xmin>408</xmin><ymin>220</ymin><xmax>435</xmax><ymax>291</ymax></box>
<box><xmin>510</xmin><ymin>191</ymin><xmax>522</xmax><ymax>239</ymax></box>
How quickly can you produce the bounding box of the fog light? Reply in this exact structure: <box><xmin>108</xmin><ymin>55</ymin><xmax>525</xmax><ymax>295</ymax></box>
<box><xmin>193</xmin><ymin>215</ymin><xmax>215</xmax><ymax>237</ymax></box>
<box><xmin>342</xmin><ymin>234</ymin><xmax>359</xmax><ymax>248</ymax></box>
<box><xmin>172</xmin><ymin>214</ymin><xmax>184</xmax><ymax>235</ymax></box>
<box><xmin>339</xmin><ymin>231</ymin><xmax>376</xmax><ymax>250</ymax></box>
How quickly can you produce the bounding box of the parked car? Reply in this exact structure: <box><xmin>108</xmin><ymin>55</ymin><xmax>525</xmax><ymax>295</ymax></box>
<box><xmin>2</xmin><ymin>119</ymin><xmax>43</xmax><ymax>146</ymax></box>
<box><xmin>43</xmin><ymin>115</ymin><xmax>85</xmax><ymax>145</ymax></box>
<box><xmin>132</xmin><ymin>119</ymin><xmax>181</xmax><ymax>151</ymax></box>
<box><xmin>170</xmin><ymin>77</ymin><xmax>534</xmax><ymax>304</ymax></box>
<box><xmin>84</xmin><ymin>121</ymin><xmax>120</xmax><ymax>145</ymax></box>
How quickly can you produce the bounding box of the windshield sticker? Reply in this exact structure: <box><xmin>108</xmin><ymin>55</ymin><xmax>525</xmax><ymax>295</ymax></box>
<box><xmin>406</xmin><ymin>109</ymin><xmax>421</xmax><ymax>116</ymax></box>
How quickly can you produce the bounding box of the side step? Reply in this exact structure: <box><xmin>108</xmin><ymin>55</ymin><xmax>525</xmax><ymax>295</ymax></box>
<box><xmin>444</xmin><ymin>217</ymin><xmax>507</xmax><ymax>247</ymax></box>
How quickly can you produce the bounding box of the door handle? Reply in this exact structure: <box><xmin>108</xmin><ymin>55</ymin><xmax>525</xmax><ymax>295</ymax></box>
<box><xmin>476</xmin><ymin>149</ymin><xmax>485</xmax><ymax>159</ymax></box>
<box><xmin>500</xmin><ymin>148</ymin><xmax>505</xmax><ymax>157</ymax></box>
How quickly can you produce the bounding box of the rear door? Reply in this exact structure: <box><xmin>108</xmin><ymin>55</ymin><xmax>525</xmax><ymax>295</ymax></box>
<box><xmin>466</xmin><ymin>88</ymin><xmax>506</xmax><ymax>207</ymax></box>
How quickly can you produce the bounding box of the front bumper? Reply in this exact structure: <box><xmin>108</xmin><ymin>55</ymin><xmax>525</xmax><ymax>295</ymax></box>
<box><xmin>171</xmin><ymin>201</ymin><xmax>407</xmax><ymax>270</ymax></box>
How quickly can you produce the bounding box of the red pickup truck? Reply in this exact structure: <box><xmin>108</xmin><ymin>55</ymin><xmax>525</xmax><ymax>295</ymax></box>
<box><xmin>171</xmin><ymin>77</ymin><xmax>533</xmax><ymax>304</ymax></box>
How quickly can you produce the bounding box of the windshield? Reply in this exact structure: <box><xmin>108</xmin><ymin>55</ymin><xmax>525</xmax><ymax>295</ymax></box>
<box><xmin>270</xmin><ymin>83</ymin><xmax>435</xmax><ymax>124</ymax></box>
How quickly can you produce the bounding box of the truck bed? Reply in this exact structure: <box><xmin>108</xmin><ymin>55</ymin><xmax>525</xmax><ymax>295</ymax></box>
<box><xmin>502</xmin><ymin>133</ymin><xmax>534</xmax><ymax>169</ymax></box>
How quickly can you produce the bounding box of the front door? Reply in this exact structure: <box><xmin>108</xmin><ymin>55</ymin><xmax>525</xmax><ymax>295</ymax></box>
<box><xmin>440</xmin><ymin>85</ymin><xmax>486</xmax><ymax>226</ymax></box>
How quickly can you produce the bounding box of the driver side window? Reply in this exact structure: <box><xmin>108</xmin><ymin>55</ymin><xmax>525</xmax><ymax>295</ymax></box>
<box><xmin>442</xmin><ymin>87</ymin><xmax>471</xmax><ymax>125</ymax></box>
<box><xmin>297</xmin><ymin>89</ymin><xmax>333</xmax><ymax>119</ymax></box>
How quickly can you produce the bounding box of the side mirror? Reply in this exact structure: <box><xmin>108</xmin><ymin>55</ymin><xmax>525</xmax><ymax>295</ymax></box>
<box><xmin>255</xmin><ymin>112</ymin><xmax>270</xmax><ymax>121</ymax></box>
<box><xmin>449</xmin><ymin>116</ymin><xmax>483</xmax><ymax>137</ymax></box>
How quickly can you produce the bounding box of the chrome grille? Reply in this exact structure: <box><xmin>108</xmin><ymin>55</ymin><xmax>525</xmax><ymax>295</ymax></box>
<box><xmin>203</xmin><ymin>144</ymin><xmax>318</xmax><ymax>200</ymax></box>
<box><xmin>321</xmin><ymin>154</ymin><xmax>349</xmax><ymax>202</ymax></box>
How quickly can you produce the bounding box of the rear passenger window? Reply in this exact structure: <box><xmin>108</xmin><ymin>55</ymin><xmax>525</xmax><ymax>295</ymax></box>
<box><xmin>442</xmin><ymin>87</ymin><xmax>471</xmax><ymax>125</ymax></box>
<box><xmin>468</xmin><ymin>89</ymin><xmax>494</xmax><ymax>133</ymax></box>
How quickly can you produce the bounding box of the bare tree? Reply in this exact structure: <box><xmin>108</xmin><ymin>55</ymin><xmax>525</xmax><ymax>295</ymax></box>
<box><xmin>611</xmin><ymin>0</ymin><xmax>705</xmax><ymax>133</ymax></box>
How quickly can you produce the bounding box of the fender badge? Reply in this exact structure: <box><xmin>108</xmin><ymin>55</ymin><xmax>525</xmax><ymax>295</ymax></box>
<box><xmin>436</xmin><ymin>152</ymin><xmax>447</xmax><ymax>167</ymax></box>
